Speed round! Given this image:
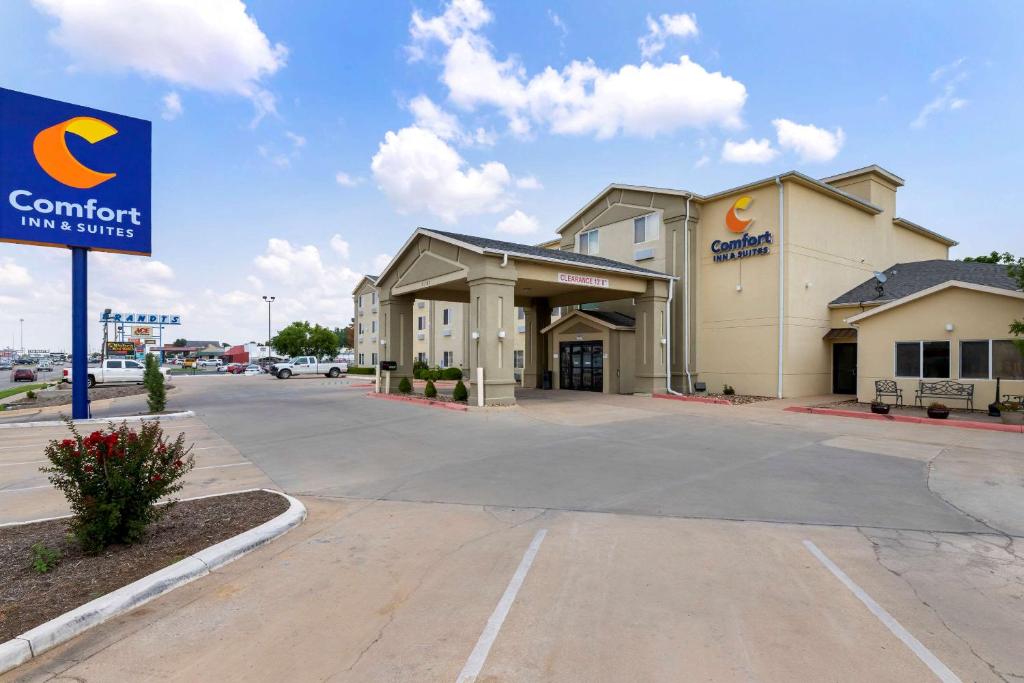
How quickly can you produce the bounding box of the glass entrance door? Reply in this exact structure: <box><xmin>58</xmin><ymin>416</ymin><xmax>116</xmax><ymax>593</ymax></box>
<box><xmin>559</xmin><ymin>341</ymin><xmax>604</xmax><ymax>392</ymax></box>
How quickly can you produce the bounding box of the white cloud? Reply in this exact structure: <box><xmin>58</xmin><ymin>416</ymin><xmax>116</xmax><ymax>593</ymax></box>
<box><xmin>285</xmin><ymin>131</ymin><xmax>306</xmax><ymax>148</ymax></box>
<box><xmin>335</xmin><ymin>172</ymin><xmax>361</xmax><ymax>187</ymax></box>
<box><xmin>639</xmin><ymin>13</ymin><xmax>698</xmax><ymax>59</ymax></box>
<box><xmin>548</xmin><ymin>10</ymin><xmax>568</xmax><ymax>48</ymax></box>
<box><xmin>913</xmin><ymin>58</ymin><xmax>968</xmax><ymax>129</ymax></box>
<box><xmin>0</xmin><ymin>259</ymin><xmax>32</xmax><ymax>288</ymax></box>
<box><xmin>515</xmin><ymin>175</ymin><xmax>542</xmax><ymax>190</ymax></box>
<box><xmin>33</xmin><ymin>0</ymin><xmax>287</xmax><ymax>120</ymax></box>
<box><xmin>772</xmin><ymin>119</ymin><xmax>845</xmax><ymax>163</ymax></box>
<box><xmin>721</xmin><ymin>138</ymin><xmax>778</xmax><ymax>164</ymax></box>
<box><xmin>160</xmin><ymin>91</ymin><xmax>183</xmax><ymax>121</ymax></box>
<box><xmin>495</xmin><ymin>210</ymin><xmax>540</xmax><ymax>235</ymax></box>
<box><xmin>409</xmin><ymin>94</ymin><xmax>463</xmax><ymax>141</ymax></box>
<box><xmin>694</xmin><ymin>154</ymin><xmax>710</xmax><ymax>168</ymax></box>
<box><xmin>370</xmin><ymin>125</ymin><xmax>512</xmax><ymax>222</ymax></box>
<box><xmin>372</xmin><ymin>253</ymin><xmax>392</xmax><ymax>274</ymax></box>
<box><xmin>258</xmin><ymin>144</ymin><xmax>291</xmax><ymax>168</ymax></box>
<box><xmin>329</xmin><ymin>234</ymin><xmax>351</xmax><ymax>259</ymax></box>
<box><xmin>409</xmin><ymin>1</ymin><xmax>743</xmax><ymax>140</ymax></box>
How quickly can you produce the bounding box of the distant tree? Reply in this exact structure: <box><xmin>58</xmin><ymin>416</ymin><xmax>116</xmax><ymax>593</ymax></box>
<box><xmin>172</xmin><ymin>338</ymin><xmax>187</xmax><ymax>347</ymax></box>
<box><xmin>968</xmin><ymin>253</ymin><xmax>1024</xmax><ymax>353</ymax></box>
<box><xmin>964</xmin><ymin>251</ymin><xmax>1014</xmax><ymax>264</ymax></box>
<box><xmin>333</xmin><ymin>324</ymin><xmax>354</xmax><ymax>349</ymax></box>
<box><xmin>270</xmin><ymin>322</ymin><xmax>341</xmax><ymax>359</ymax></box>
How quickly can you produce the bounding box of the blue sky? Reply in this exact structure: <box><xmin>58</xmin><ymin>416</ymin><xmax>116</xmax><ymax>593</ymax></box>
<box><xmin>0</xmin><ymin>0</ymin><xmax>1021</xmax><ymax>349</ymax></box>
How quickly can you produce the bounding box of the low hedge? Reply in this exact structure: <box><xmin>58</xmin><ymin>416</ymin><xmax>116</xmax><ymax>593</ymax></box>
<box><xmin>347</xmin><ymin>366</ymin><xmax>376</xmax><ymax>375</ymax></box>
<box><xmin>413</xmin><ymin>366</ymin><xmax>463</xmax><ymax>381</ymax></box>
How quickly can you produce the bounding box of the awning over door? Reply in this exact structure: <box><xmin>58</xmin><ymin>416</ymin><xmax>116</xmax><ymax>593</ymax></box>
<box><xmin>823</xmin><ymin>328</ymin><xmax>857</xmax><ymax>341</ymax></box>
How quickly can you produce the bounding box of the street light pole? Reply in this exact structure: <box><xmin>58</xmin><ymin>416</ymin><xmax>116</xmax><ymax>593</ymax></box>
<box><xmin>19</xmin><ymin>318</ymin><xmax>24</xmax><ymax>352</ymax></box>
<box><xmin>262</xmin><ymin>295</ymin><xmax>275</xmax><ymax>361</ymax></box>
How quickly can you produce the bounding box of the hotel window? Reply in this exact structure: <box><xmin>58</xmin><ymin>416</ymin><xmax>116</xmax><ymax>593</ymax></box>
<box><xmin>417</xmin><ymin>352</ymin><xmax>427</xmax><ymax>363</ymax></box>
<box><xmin>513</xmin><ymin>350</ymin><xmax>524</xmax><ymax>368</ymax></box>
<box><xmin>442</xmin><ymin>351</ymin><xmax>454</xmax><ymax>367</ymax></box>
<box><xmin>994</xmin><ymin>340</ymin><xmax>1024</xmax><ymax>379</ymax></box>
<box><xmin>895</xmin><ymin>341</ymin><xmax>950</xmax><ymax>378</ymax></box>
<box><xmin>517</xmin><ymin>307</ymin><xmax>525</xmax><ymax>320</ymax></box>
<box><xmin>358</xmin><ymin>353</ymin><xmax>364</xmax><ymax>365</ymax></box>
<box><xmin>417</xmin><ymin>316</ymin><xmax>426</xmax><ymax>331</ymax></box>
<box><xmin>962</xmin><ymin>340</ymin><xmax>1024</xmax><ymax>380</ymax></box>
<box><xmin>371</xmin><ymin>291</ymin><xmax>377</xmax><ymax>304</ymax></box>
<box><xmin>960</xmin><ymin>341</ymin><xmax>990</xmax><ymax>379</ymax></box>
<box><xmin>371</xmin><ymin>352</ymin><xmax>378</xmax><ymax>366</ymax></box>
<box><xmin>579</xmin><ymin>229</ymin><xmax>599</xmax><ymax>255</ymax></box>
<box><xmin>358</xmin><ymin>322</ymin><xmax>364</xmax><ymax>334</ymax></box>
<box><xmin>443</xmin><ymin>308</ymin><xmax>451</xmax><ymax>325</ymax></box>
<box><xmin>371</xmin><ymin>320</ymin><xmax>377</xmax><ymax>333</ymax></box>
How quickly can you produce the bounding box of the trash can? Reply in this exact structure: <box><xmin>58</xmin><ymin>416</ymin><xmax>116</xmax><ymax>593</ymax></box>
<box><xmin>542</xmin><ymin>371</ymin><xmax>552</xmax><ymax>390</ymax></box>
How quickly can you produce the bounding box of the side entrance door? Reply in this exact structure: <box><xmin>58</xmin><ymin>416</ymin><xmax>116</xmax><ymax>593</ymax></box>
<box><xmin>832</xmin><ymin>343</ymin><xmax>857</xmax><ymax>394</ymax></box>
<box><xmin>559</xmin><ymin>341</ymin><xmax>604</xmax><ymax>392</ymax></box>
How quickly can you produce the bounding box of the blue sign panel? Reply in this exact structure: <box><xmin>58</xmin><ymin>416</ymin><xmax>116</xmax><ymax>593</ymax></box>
<box><xmin>99</xmin><ymin>312</ymin><xmax>181</xmax><ymax>325</ymax></box>
<box><xmin>0</xmin><ymin>87</ymin><xmax>151</xmax><ymax>255</ymax></box>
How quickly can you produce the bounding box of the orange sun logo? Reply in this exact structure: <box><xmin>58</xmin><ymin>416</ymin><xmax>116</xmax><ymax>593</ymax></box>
<box><xmin>33</xmin><ymin>116</ymin><xmax>118</xmax><ymax>189</ymax></box>
<box><xmin>725</xmin><ymin>195</ymin><xmax>753</xmax><ymax>233</ymax></box>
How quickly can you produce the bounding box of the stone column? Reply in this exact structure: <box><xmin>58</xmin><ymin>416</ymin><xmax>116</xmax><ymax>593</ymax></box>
<box><xmin>633</xmin><ymin>280</ymin><xmax>670</xmax><ymax>395</ymax></box>
<box><xmin>523</xmin><ymin>299</ymin><xmax>551</xmax><ymax>389</ymax></box>
<box><xmin>378</xmin><ymin>294</ymin><xmax>414</xmax><ymax>390</ymax></box>
<box><xmin>467</xmin><ymin>276</ymin><xmax>517</xmax><ymax>405</ymax></box>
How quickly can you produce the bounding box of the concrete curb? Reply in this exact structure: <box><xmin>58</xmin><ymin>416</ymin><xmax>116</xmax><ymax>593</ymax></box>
<box><xmin>784</xmin><ymin>406</ymin><xmax>1023</xmax><ymax>433</ymax></box>
<box><xmin>0</xmin><ymin>489</ymin><xmax>306</xmax><ymax>675</ymax></box>
<box><xmin>653</xmin><ymin>393</ymin><xmax>732</xmax><ymax>406</ymax></box>
<box><xmin>365</xmin><ymin>392</ymin><xmax>468</xmax><ymax>412</ymax></box>
<box><xmin>0</xmin><ymin>410</ymin><xmax>196</xmax><ymax>430</ymax></box>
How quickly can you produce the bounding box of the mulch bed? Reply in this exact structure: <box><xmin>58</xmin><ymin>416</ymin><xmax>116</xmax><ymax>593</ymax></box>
<box><xmin>3</xmin><ymin>383</ymin><xmax>174</xmax><ymax>411</ymax></box>
<box><xmin>702</xmin><ymin>393</ymin><xmax>774</xmax><ymax>405</ymax></box>
<box><xmin>0</xmin><ymin>490</ymin><xmax>288</xmax><ymax>643</ymax></box>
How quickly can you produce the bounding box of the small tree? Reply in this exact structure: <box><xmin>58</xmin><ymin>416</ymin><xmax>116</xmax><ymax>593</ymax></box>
<box><xmin>398</xmin><ymin>376</ymin><xmax>412</xmax><ymax>394</ymax></box>
<box><xmin>271</xmin><ymin>321</ymin><xmax>341</xmax><ymax>359</ymax></box>
<box><xmin>144</xmin><ymin>353</ymin><xmax>166</xmax><ymax>413</ymax></box>
<box><xmin>424</xmin><ymin>379</ymin><xmax>437</xmax><ymax>398</ymax></box>
<box><xmin>452</xmin><ymin>380</ymin><xmax>468</xmax><ymax>402</ymax></box>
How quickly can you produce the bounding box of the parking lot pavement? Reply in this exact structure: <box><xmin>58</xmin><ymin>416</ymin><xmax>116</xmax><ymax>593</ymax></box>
<box><xmin>6</xmin><ymin>497</ymin><xmax>1014</xmax><ymax>682</ymax></box>
<box><xmin>0</xmin><ymin>416</ymin><xmax>277</xmax><ymax>524</ymax></box>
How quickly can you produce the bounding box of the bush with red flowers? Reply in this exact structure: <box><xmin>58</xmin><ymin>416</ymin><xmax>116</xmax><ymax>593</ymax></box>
<box><xmin>41</xmin><ymin>419</ymin><xmax>195</xmax><ymax>553</ymax></box>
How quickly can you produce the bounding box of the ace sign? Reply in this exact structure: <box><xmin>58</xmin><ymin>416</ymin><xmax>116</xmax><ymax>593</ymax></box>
<box><xmin>0</xmin><ymin>87</ymin><xmax>152</xmax><ymax>255</ymax></box>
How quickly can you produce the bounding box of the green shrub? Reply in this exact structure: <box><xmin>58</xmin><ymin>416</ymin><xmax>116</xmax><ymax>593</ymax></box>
<box><xmin>26</xmin><ymin>390</ymin><xmax>37</xmax><ymax>400</ymax></box>
<box><xmin>30</xmin><ymin>542</ymin><xmax>61</xmax><ymax>573</ymax></box>
<box><xmin>441</xmin><ymin>367</ymin><xmax>463</xmax><ymax>380</ymax></box>
<box><xmin>41</xmin><ymin>419</ymin><xmax>195</xmax><ymax>553</ymax></box>
<box><xmin>144</xmin><ymin>353</ymin><xmax>166</xmax><ymax>413</ymax></box>
<box><xmin>346</xmin><ymin>366</ymin><xmax>376</xmax><ymax>375</ymax></box>
<box><xmin>413</xmin><ymin>359</ymin><xmax>428</xmax><ymax>373</ymax></box>
<box><xmin>398</xmin><ymin>376</ymin><xmax>412</xmax><ymax>394</ymax></box>
<box><xmin>424</xmin><ymin>379</ymin><xmax>437</xmax><ymax>398</ymax></box>
<box><xmin>722</xmin><ymin>384</ymin><xmax>736</xmax><ymax>395</ymax></box>
<box><xmin>452</xmin><ymin>379</ymin><xmax>468</xmax><ymax>402</ymax></box>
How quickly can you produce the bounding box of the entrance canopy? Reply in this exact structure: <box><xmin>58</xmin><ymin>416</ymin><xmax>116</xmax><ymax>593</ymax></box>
<box><xmin>374</xmin><ymin>228</ymin><xmax>675</xmax><ymax>405</ymax></box>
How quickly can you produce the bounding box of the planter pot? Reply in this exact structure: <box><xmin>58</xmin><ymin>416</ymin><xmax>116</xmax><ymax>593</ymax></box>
<box><xmin>1000</xmin><ymin>412</ymin><xmax>1024</xmax><ymax>426</ymax></box>
<box><xmin>926</xmin><ymin>407</ymin><xmax>950</xmax><ymax>420</ymax></box>
<box><xmin>870</xmin><ymin>403</ymin><xmax>891</xmax><ymax>415</ymax></box>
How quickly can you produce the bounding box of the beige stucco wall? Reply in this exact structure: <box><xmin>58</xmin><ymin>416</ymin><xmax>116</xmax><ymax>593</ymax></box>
<box><xmin>853</xmin><ymin>287</ymin><xmax>1024</xmax><ymax>405</ymax></box>
<box><xmin>353</xmin><ymin>280</ymin><xmax>379</xmax><ymax>367</ymax></box>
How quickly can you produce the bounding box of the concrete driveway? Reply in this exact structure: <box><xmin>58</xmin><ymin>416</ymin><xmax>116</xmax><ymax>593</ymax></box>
<box><xmin>3</xmin><ymin>377</ymin><xmax>1022</xmax><ymax>681</ymax></box>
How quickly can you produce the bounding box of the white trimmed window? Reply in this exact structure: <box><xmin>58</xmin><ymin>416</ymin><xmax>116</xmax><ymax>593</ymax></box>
<box><xmin>417</xmin><ymin>352</ymin><xmax>427</xmax><ymax>363</ymax></box>
<box><xmin>960</xmin><ymin>339</ymin><xmax>1024</xmax><ymax>380</ymax></box>
<box><xmin>442</xmin><ymin>351</ymin><xmax>454</xmax><ymax>367</ymax></box>
<box><xmin>895</xmin><ymin>341</ymin><xmax>950</xmax><ymax>379</ymax></box>
<box><xmin>443</xmin><ymin>308</ymin><xmax>451</xmax><ymax>325</ymax></box>
<box><xmin>371</xmin><ymin>352</ymin><xmax>378</xmax><ymax>366</ymax></box>
<box><xmin>578</xmin><ymin>229</ymin><xmax>599</xmax><ymax>255</ymax></box>
<box><xmin>358</xmin><ymin>353</ymin><xmax>364</xmax><ymax>365</ymax></box>
<box><xmin>514</xmin><ymin>350</ymin><xmax>524</xmax><ymax>368</ymax></box>
<box><xmin>417</xmin><ymin>316</ymin><xmax>426</xmax><ymax>331</ymax></box>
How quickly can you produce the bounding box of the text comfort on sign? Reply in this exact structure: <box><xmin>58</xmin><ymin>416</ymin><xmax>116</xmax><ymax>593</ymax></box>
<box><xmin>557</xmin><ymin>272</ymin><xmax>610</xmax><ymax>288</ymax></box>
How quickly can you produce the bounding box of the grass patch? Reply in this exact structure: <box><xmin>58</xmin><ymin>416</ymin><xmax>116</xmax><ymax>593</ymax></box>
<box><xmin>0</xmin><ymin>382</ymin><xmax>49</xmax><ymax>400</ymax></box>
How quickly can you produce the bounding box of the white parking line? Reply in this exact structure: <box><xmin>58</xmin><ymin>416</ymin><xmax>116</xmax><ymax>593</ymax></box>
<box><xmin>802</xmin><ymin>540</ymin><xmax>962</xmax><ymax>683</ymax></box>
<box><xmin>0</xmin><ymin>484</ymin><xmax>51</xmax><ymax>493</ymax></box>
<box><xmin>0</xmin><ymin>459</ymin><xmax>47</xmax><ymax>467</ymax></box>
<box><xmin>456</xmin><ymin>528</ymin><xmax>547</xmax><ymax>683</ymax></box>
<box><xmin>194</xmin><ymin>462</ymin><xmax>253</xmax><ymax>471</ymax></box>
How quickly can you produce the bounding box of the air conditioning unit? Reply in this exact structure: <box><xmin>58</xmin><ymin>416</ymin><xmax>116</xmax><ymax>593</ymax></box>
<box><xmin>442</xmin><ymin>328</ymin><xmax>452</xmax><ymax>337</ymax></box>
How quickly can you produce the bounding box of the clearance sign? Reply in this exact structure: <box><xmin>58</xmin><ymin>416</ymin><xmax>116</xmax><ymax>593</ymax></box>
<box><xmin>0</xmin><ymin>87</ymin><xmax>152</xmax><ymax>255</ymax></box>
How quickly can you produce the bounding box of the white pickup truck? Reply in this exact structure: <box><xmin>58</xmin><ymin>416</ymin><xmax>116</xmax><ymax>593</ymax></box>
<box><xmin>63</xmin><ymin>358</ymin><xmax>169</xmax><ymax>388</ymax></box>
<box><xmin>270</xmin><ymin>356</ymin><xmax>347</xmax><ymax>379</ymax></box>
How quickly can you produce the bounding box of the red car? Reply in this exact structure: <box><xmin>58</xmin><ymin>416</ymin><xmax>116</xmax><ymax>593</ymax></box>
<box><xmin>11</xmin><ymin>368</ymin><xmax>37</xmax><ymax>382</ymax></box>
<box><xmin>225</xmin><ymin>363</ymin><xmax>246</xmax><ymax>374</ymax></box>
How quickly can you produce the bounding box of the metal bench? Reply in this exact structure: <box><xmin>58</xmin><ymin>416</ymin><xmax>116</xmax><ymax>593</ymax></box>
<box><xmin>914</xmin><ymin>380</ymin><xmax>974</xmax><ymax>410</ymax></box>
<box><xmin>874</xmin><ymin>380</ymin><xmax>903</xmax><ymax>405</ymax></box>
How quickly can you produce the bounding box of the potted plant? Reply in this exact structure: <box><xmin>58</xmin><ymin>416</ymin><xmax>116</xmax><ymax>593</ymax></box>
<box><xmin>870</xmin><ymin>400</ymin><xmax>890</xmax><ymax>415</ymax></box>
<box><xmin>997</xmin><ymin>401</ymin><xmax>1023</xmax><ymax>426</ymax></box>
<box><xmin>926</xmin><ymin>402</ymin><xmax>950</xmax><ymax>420</ymax></box>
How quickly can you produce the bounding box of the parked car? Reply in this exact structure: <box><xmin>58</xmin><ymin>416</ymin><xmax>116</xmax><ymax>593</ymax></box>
<box><xmin>243</xmin><ymin>364</ymin><xmax>264</xmax><ymax>376</ymax></box>
<box><xmin>64</xmin><ymin>358</ymin><xmax>168</xmax><ymax>387</ymax></box>
<box><xmin>0</xmin><ymin>361</ymin><xmax>12</xmax><ymax>371</ymax></box>
<box><xmin>37</xmin><ymin>361</ymin><xmax>53</xmax><ymax>372</ymax></box>
<box><xmin>197</xmin><ymin>358</ymin><xmax>222</xmax><ymax>368</ymax></box>
<box><xmin>270</xmin><ymin>356</ymin><xmax>348</xmax><ymax>379</ymax></box>
<box><xmin>11</xmin><ymin>368</ymin><xmax>37</xmax><ymax>382</ymax></box>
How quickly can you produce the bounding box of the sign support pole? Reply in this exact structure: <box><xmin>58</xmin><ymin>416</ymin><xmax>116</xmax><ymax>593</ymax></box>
<box><xmin>71</xmin><ymin>247</ymin><xmax>90</xmax><ymax>420</ymax></box>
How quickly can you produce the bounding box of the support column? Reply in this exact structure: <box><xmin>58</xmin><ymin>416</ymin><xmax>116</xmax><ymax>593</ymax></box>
<box><xmin>523</xmin><ymin>299</ymin><xmax>551</xmax><ymax>389</ymax></box>
<box><xmin>71</xmin><ymin>247</ymin><xmax>90</xmax><ymax>419</ymax></box>
<box><xmin>633</xmin><ymin>280</ymin><xmax>669</xmax><ymax>395</ymax></box>
<box><xmin>379</xmin><ymin>294</ymin><xmax>414</xmax><ymax>390</ymax></box>
<box><xmin>468</xmin><ymin>276</ymin><xmax>517</xmax><ymax>405</ymax></box>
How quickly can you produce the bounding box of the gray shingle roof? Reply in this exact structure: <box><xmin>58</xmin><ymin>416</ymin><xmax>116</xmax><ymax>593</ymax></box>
<box><xmin>581</xmin><ymin>310</ymin><xmax>636</xmax><ymax>327</ymax></box>
<box><xmin>830</xmin><ymin>260</ymin><xmax>1019</xmax><ymax>306</ymax></box>
<box><xmin>424</xmin><ymin>229</ymin><xmax>671</xmax><ymax>278</ymax></box>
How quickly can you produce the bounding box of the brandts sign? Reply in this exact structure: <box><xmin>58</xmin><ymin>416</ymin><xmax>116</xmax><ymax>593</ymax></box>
<box><xmin>100</xmin><ymin>312</ymin><xmax>180</xmax><ymax>325</ymax></box>
<box><xmin>557</xmin><ymin>272</ymin><xmax>610</xmax><ymax>288</ymax></box>
<box><xmin>713</xmin><ymin>196</ymin><xmax>773</xmax><ymax>263</ymax></box>
<box><xmin>0</xmin><ymin>88</ymin><xmax>152</xmax><ymax>255</ymax></box>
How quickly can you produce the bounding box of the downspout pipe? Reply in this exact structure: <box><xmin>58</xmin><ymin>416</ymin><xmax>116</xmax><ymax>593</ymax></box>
<box><xmin>776</xmin><ymin>176</ymin><xmax>785</xmax><ymax>399</ymax></box>
<box><xmin>665</xmin><ymin>277</ymin><xmax>682</xmax><ymax>395</ymax></box>
<box><xmin>683</xmin><ymin>194</ymin><xmax>693</xmax><ymax>393</ymax></box>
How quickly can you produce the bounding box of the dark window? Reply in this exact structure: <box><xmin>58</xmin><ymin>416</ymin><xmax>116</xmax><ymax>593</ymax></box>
<box><xmin>993</xmin><ymin>340</ymin><xmax>1024</xmax><ymax>380</ymax></box>
<box><xmin>959</xmin><ymin>341</ymin><xmax>989</xmax><ymax>379</ymax></box>
<box><xmin>895</xmin><ymin>342</ymin><xmax>919</xmax><ymax>377</ymax></box>
<box><xmin>922</xmin><ymin>341</ymin><xmax>950</xmax><ymax>378</ymax></box>
<box><xmin>633</xmin><ymin>216</ymin><xmax>647</xmax><ymax>243</ymax></box>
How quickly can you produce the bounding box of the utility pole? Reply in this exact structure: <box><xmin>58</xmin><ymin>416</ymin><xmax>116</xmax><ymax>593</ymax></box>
<box><xmin>262</xmin><ymin>295</ymin><xmax>275</xmax><ymax>361</ymax></box>
<box><xmin>19</xmin><ymin>318</ymin><xmax>24</xmax><ymax>352</ymax></box>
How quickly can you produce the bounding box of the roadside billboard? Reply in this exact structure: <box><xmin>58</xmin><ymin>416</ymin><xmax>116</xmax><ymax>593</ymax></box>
<box><xmin>105</xmin><ymin>341</ymin><xmax>135</xmax><ymax>357</ymax></box>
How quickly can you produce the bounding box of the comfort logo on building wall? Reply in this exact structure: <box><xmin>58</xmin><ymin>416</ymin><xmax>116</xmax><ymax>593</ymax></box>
<box><xmin>725</xmin><ymin>196</ymin><xmax>753</xmax><ymax>233</ymax></box>
<box><xmin>33</xmin><ymin>116</ymin><xmax>118</xmax><ymax>189</ymax></box>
